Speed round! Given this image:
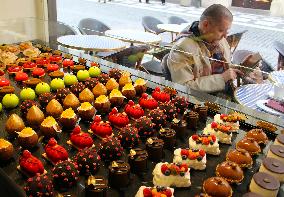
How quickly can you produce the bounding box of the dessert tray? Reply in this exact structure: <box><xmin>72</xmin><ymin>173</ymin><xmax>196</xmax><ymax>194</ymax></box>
<box><xmin>0</xmin><ymin>41</ymin><xmax>283</xmax><ymax>197</ymax></box>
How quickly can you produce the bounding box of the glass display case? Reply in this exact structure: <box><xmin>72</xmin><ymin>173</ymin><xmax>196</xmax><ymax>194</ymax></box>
<box><xmin>0</xmin><ymin>18</ymin><xmax>283</xmax><ymax>197</ymax></box>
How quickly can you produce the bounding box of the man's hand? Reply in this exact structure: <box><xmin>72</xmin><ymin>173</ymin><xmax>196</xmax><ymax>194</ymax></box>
<box><xmin>221</xmin><ymin>68</ymin><xmax>244</xmax><ymax>82</ymax></box>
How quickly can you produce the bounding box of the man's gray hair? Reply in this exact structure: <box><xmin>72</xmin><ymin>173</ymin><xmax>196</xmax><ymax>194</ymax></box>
<box><xmin>200</xmin><ymin>4</ymin><xmax>233</xmax><ymax>23</ymax></box>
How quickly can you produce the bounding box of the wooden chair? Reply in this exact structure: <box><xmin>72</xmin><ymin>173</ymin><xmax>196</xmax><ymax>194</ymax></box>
<box><xmin>226</xmin><ymin>30</ymin><xmax>247</xmax><ymax>54</ymax></box>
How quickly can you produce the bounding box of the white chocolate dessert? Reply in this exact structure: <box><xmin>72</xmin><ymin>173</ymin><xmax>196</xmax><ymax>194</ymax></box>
<box><xmin>274</xmin><ymin>134</ymin><xmax>284</xmax><ymax>147</ymax></box>
<box><xmin>173</xmin><ymin>148</ymin><xmax>206</xmax><ymax>170</ymax></box>
<box><xmin>135</xmin><ymin>186</ymin><xmax>174</xmax><ymax>197</ymax></box>
<box><xmin>267</xmin><ymin>145</ymin><xmax>284</xmax><ymax>163</ymax></box>
<box><xmin>259</xmin><ymin>157</ymin><xmax>284</xmax><ymax>183</ymax></box>
<box><xmin>188</xmin><ymin>134</ymin><xmax>220</xmax><ymax>155</ymax></box>
<box><xmin>214</xmin><ymin>114</ymin><xmax>240</xmax><ymax>131</ymax></box>
<box><xmin>203</xmin><ymin>122</ymin><xmax>232</xmax><ymax>144</ymax></box>
<box><xmin>249</xmin><ymin>172</ymin><xmax>280</xmax><ymax>197</ymax></box>
<box><xmin>152</xmin><ymin>162</ymin><xmax>191</xmax><ymax>187</ymax></box>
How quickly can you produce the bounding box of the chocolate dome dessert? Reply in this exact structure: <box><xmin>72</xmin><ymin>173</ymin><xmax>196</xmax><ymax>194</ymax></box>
<box><xmin>216</xmin><ymin>161</ymin><xmax>244</xmax><ymax>183</ymax></box>
<box><xmin>149</xmin><ymin>108</ymin><xmax>167</xmax><ymax>129</ymax></box>
<box><xmin>38</xmin><ymin>92</ymin><xmax>56</xmax><ymax>107</ymax></box>
<box><xmin>84</xmin><ymin>77</ymin><xmax>98</xmax><ymax>90</ymax></box>
<box><xmin>75</xmin><ymin>147</ymin><xmax>101</xmax><ymax>175</ymax></box>
<box><xmin>133</xmin><ymin>116</ymin><xmax>154</xmax><ymax>138</ymax></box>
<box><xmin>56</xmin><ymin>88</ymin><xmax>71</xmax><ymax>103</ymax></box>
<box><xmin>226</xmin><ymin>148</ymin><xmax>253</xmax><ymax>168</ymax></box>
<box><xmin>98</xmin><ymin>137</ymin><xmax>124</xmax><ymax>161</ymax></box>
<box><xmin>117</xmin><ymin>125</ymin><xmax>140</xmax><ymax>149</ymax></box>
<box><xmin>236</xmin><ymin>138</ymin><xmax>261</xmax><ymax>156</ymax></box>
<box><xmin>159</xmin><ymin>101</ymin><xmax>178</xmax><ymax>121</ymax></box>
<box><xmin>203</xmin><ymin>177</ymin><xmax>232</xmax><ymax>197</ymax></box>
<box><xmin>171</xmin><ymin>96</ymin><xmax>188</xmax><ymax>114</ymax></box>
<box><xmin>20</xmin><ymin>100</ymin><xmax>39</xmax><ymax>116</ymax></box>
<box><xmin>108</xmin><ymin>68</ymin><xmax>122</xmax><ymax>81</ymax></box>
<box><xmin>70</xmin><ymin>82</ymin><xmax>85</xmax><ymax>96</ymax></box>
<box><xmin>24</xmin><ymin>174</ymin><xmax>54</xmax><ymax>197</ymax></box>
<box><xmin>245</xmin><ymin>129</ymin><xmax>268</xmax><ymax>145</ymax></box>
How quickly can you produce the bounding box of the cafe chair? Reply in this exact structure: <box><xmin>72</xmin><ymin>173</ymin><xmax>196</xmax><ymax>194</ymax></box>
<box><xmin>78</xmin><ymin>18</ymin><xmax>110</xmax><ymax>36</ymax></box>
<box><xmin>56</xmin><ymin>22</ymin><xmax>78</xmax><ymax>35</ymax></box>
<box><xmin>168</xmin><ymin>16</ymin><xmax>188</xmax><ymax>25</ymax></box>
<box><xmin>274</xmin><ymin>41</ymin><xmax>284</xmax><ymax>70</ymax></box>
<box><xmin>226</xmin><ymin>30</ymin><xmax>247</xmax><ymax>54</ymax></box>
<box><xmin>104</xmin><ymin>45</ymin><xmax>151</xmax><ymax>73</ymax></box>
<box><xmin>142</xmin><ymin>16</ymin><xmax>165</xmax><ymax>35</ymax></box>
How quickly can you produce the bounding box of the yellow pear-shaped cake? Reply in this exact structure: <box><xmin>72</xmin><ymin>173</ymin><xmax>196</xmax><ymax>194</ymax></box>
<box><xmin>26</xmin><ymin>106</ymin><xmax>45</xmax><ymax>127</ymax></box>
<box><xmin>105</xmin><ymin>78</ymin><xmax>119</xmax><ymax>92</ymax></box>
<box><xmin>63</xmin><ymin>93</ymin><xmax>80</xmax><ymax>110</ymax></box>
<box><xmin>134</xmin><ymin>78</ymin><xmax>147</xmax><ymax>95</ymax></box>
<box><xmin>119</xmin><ymin>72</ymin><xmax>132</xmax><ymax>88</ymax></box>
<box><xmin>92</xmin><ymin>83</ymin><xmax>107</xmax><ymax>98</ymax></box>
<box><xmin>18</xmin><ymin>127</ymin><xmax>38</xmax><ymax>149</ymax></box>
<box><xmin>79</xmin><ymin>88</ymin><xmax>94</xmax><ymax>103</ymax></box>
<box><xmin>5</xmin><ymin>114</ymin><xmax>25</xmax><ymax>137</ymax></box>
<box><xmin>46</xmin><ymin>99</ymin><xmax>63</xmax><ymax>118</ymax></box>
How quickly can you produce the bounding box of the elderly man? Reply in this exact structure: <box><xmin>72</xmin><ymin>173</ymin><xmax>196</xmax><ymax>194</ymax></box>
<box><xmin>164</xmin><ymin>4</ymin><xmax>243</xmax><ymax>94</ymax></box>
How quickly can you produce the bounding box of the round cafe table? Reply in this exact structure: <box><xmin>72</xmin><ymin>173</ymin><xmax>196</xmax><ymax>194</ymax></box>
<box><xmin>157</xmin><ymin>23</ymin><xmax>189</xmax><ymax>34</ymax></box>
<box><xmin>57</xmin><ymin>35</ymin><xmax>126</xmax><ymax>52</ymax></box>
<box><xmin>105</xmin><ymin>29</ymin><xmax>161</xmax><ymax>45</ymax></box>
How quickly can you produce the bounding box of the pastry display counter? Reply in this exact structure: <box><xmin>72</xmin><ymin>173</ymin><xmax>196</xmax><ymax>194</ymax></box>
<box><xmin>0</xmin><ymin>18</ymin><xmax>284</xmax><ymax>197</ymax></box>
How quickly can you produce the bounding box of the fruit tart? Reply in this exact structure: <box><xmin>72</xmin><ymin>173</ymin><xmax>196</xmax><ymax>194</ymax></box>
<box><xmin>89</xmin><ymin>115</ymin><xmax>113</xmax><ymax>139</ymax></box>
<box><xmin>108</xmin><ymin>107</ymin><xmax>129</xmax><ymax>128</ymax></box>
<box><xmin>43</xmin><ymin>138</ymin><xmax>68</xmax><ymax>165</ymax></box>
<box><xmin>135</xmin><ymin>186</ymin><xmax>174</xmax><ymax>197</ymax></box>
<box><xmin>203</xmin><ymin>122</ymin><xmax>233</xmax><ymax>144</ymax></box>
<box><xmin>189</xmin><ymin>134</ymin><xmax>220</xmax><ymax>155</ymax></box>
<box><xmin>173</xmin><ymin>148</ymin><xmax>206</xmax><ymax>170</ymax></box>
<box><xmin>124</xmin><ymin>100</ymin><xmax>144</xmax><ymax>119</ymax></box>
<box><xmin>139</xmin><ymin>93</ymin><xmax>158</xmax><ymax>110</ymax></box>
<box><xmin>7</xmin><ymin>65</ymin><xmax>22</xmax><ymax>75</ymax></box>
<box><xmin>67</xmin><ymin>126</ymin><xmax>94</xmax><ymax>150</ymax></box>
<box><xmin>18</xmin><ymin>150</ymin><xmax>45</xmax><ymax>177</ymax></box>
<box><xmin>152</xmin><ymin>87</ymin><xmax>170</xmax><ymax>103</ymax></box>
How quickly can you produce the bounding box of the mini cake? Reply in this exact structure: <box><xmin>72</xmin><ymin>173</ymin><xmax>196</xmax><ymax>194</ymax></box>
<box><xmin>128</xmin><ymin>148</ymin><xmax>148</xmax><ymax>173</ymax></box>
<box><xmin>38</xmin><ymin>92</ymin><xmax>56</xmax><ymax>107</ymax></box>
<box><xmin>20</xmin><ymin>100</ymin><xmax>39</xmax><ymax>116</ymax></box>
<box><xmin>23</xmin><ymin>62</ymin><xmax>37</xmax><ymax>72</ymax></box>
<box><xmin>203</xmin><ymin>122</ymin><xmax>232</xmax><ymax>144</ymax></box>
<box><xmin>108</xmin><ymin>68</ymin><xmax>122</xmax><ymax>81</ymax></box>
<box><xmin>98</xmin><ymin>137</ymin><xmax>123</xmax><ymax>161</ymax></box>
<box><xmin>70</xmin><ymin>82</ymin><xmax>85</xmax><ymax>96</ymax></box>
<box><xmin>173</xmin><ymin>148</ymin><xmax>206</xmax><ymax>170</ymax></box>
<box><xmin>85</xmin><ymin>78</ymin><xmax>98</xmax><ymax>90</ymax></box>
<box><xmin>108</xmin><ymin>160</ymin><xmax>130</xmax><ymax>188</ymax></box>
<box><xmin>108</xmin><ymin>107</ymin><xmax>129</xmax><ymax>128</ymax></box>
<box><xmin>63</xmin><ymin>93</ymin><xmax>80</xmax><ymax>110</ymax></box>
<box><xmin>19</xmin><ymin>150</ymin><xmax>45</xmax><ymax>177</ymax></box>
<box><xmin>94</xmin><ymin>95</ymin><xmax>111</xmax><ymax>113</ymax></box>
<box><xmin>24</xmin><ymin>78</ymin><xmax>42</xmax><ymax>88</ymax></box>
<box><xmin>32</xmin><ymin>68</ymin><xmax>45</xmax><ymax>78</ymax></box>
<box><xmin>184</xmin><ymin>110</ymin><xmax>199</xmax><ymax>130</ymax></box>
<box><xmin>85</xmin><ymin>176</ymin><xmax>108</xmax><ymax>197</ymax></box>
<box><xmin>171</xmin><ymin>96</ymin><xmax>188</xmax><ymax>114</ymax></box>
<box><xmin>26</xmin><ymin>105</ymin><xmax>45</xmax><ymax>128</ymax></box>
<box><xmin>89</xmin><ymin>115</ymin><xmax>113</xmax><ymax>138</ymax></box>
<box><xmin>5</xmin><ymin>114</ymin><xmax>25</xmax><ymax>137</ymax></box>
<box><xmin>249</xmin><ymin>172</ymin><xmax>280</xmax><ymax>197</ymax></box>
<box><xmin>159</xmin><ymin>101</ymin><xmax>178</xmax><ymax>121</ymax></box>
<box><xmin>46</xmin><ymin>63</ymin><xmax>59</xmax><ymax>72</ymax></box>
<box><xmin>15</xmin><ymin>72</ymin><xmax>29</xmax><ymax>82</ymax></box>
<box><xmin>146</xmin><ymin>137</ymin><xmax>164</xmax><ymax>161</ymax></box>
<box><xmin>45</xmin><ymin>99</ymin><xmax>63</xmax><ymax>118</ymax></box>
<box><xmin>0</xmin><ymin>138</ymin><xmax>14</xmax><ymax>161</ymax></box>
<box><xmin>149</xmin><ymin>108</ymin><xmax>167</xmax><ymax>129</ymax></box>
<box><xmin>214</xmin><ymin>114</ymin><xmax>240</xmax><ymax>131</ymax></box>
<box><xmin>18</xmin><ymin>127</ymin><xmax>39</xmax><ymax>149</ymax></box>
<box><xmin>189</xmin><ymin>134</ymin><xmax>220</xmax><ymax>155</ymax></box>
<box><xmin>97</xmin><ymin>73</ymin><xmax>110</xmax><ymax>85</ymax></box>
<box><xmin>152</xmin><ymin>87</ymin><xmax>170</xmax><ymax>103</ymax></box>
<box><xmin>0</xmin><ymin>86</ymin><xmax>15</xmax><ymax>96</ymax></box>
<box><xmin>59</xmin><ymin>108</ymin><xmax>78</xmax><ymax>130</ymax></box>
<box><xmin>122</xmin><ymin>83</ymin><xmax>136</xmax><ymax>99</ymax></box>
<box><xmin>226</xmin><ymin>149</ymin><xmax>253</xmax><ymax>168</ymax></box>
<box><xmin>256</xmin><ymin>121</ymin><xmax>277</xmax><ymax>133</ymax></box>
<box><xmin>0</xmin><ymin>77</ymin><xmax>10</xmax><ymax>87</ymax></box>
<box><xmin>79</xmin><ymin>88</ymin><xmax>94</xmax><ymax>103</ymax></box>
<box><xmin>236</xmin><ymin>138</ymin><xmax>261</xmax><ymax>156</ymax></box>
<box><xmin>36</xmin><ymin>58</ymin><xmax>50</xmax><ymax>67</ymax></box>
<box><xmin>49</xmin><ymin>55</ymin><xmax>63</xmax><ymax>64</ymax></box>
<box><xmin>134</xmin><ymin>116</ymin><xmax>155</xmax><ymax>138</ymax></box>
<box><xmin>49</xmin><ymin>70</ymin><xmax>64</xmax><ymax>79</ymax></box>
<box><xmin>118</xmin><ymin>124</ymin><xmax>140</xmax><ymax>149</ymax></box>
<box><xmin>158</xmin><ymin>128</ymin><xmax>176</xmax><ymax>149</ymax></box>
<box><xmin>118</xmin><ymin>72</ymin><xmax>132</xmax><ymax>87</ymax></box>
<box><xmin>203</xmin><ymin>177</ymin><xmax>232</xmax><ymax>197</ymax></box>
<box><xmin>193</xmin><ymin>103</ymin><xmax>208</xmax><ymax>121</ymax></box>
<box><xmin>68</xmin><ymin>126</ymin><xmax>94</xmax><ymax>150</ymax></box>
<box><xmin>7</xmin><ymin>65</ymin><xmax>22</xmax><ymax>75</ymax></box>
<box><xmin>72</xmin><ymin>65</ymin><xmax>86</xmax><ymax>73</ymax></box>
<box><xmin>109</xmin><ymin>89</ymin><xmax>125</xmax><ymax>106</ymax></box>
<box><xmin>245</xmin><ymin>129</ymin><xmax>268</xmax><ymax>145</ymax></box>
<box><xmin>78</xmin><ymin>102</ymin><xmax>96</xmax><ymax>121</ymax></box>
<box><xmin>259</xmin><ymin>157</ymin><xmax>284</xmax><ymax>182</ymax></box>
<box><xmin>52</xmin><ymin>160</ymin><xmax>79</xmax><ymax>189</ymax></box>
<box><xmin>74</xmin><ymin>147</ymin><xmax>101</xmax><ymax>175</ymax></box>
<box><xmin>124</xmin><ymin>100</ymin><xmax>144</xmax><ymax>119</ymax></box>
<box><xmin>105</xmin><ymin>78</ymin><xmax>119</xmax><ymax>93</ymax></box>
<box><xmin>24</xmin><ymin>174</ymin><xmax>54</xmax><ymax>197</ymax></box>
<box><xmin>139</xmin><ymin>93</ymin><xmax>158</xmax><ymax>110</ymax></box>
<box><xmin>135</xmin><ymin>186</ymin><xmax>174</xmax><ymax>197</ymax></box>
<box><xmin>266</xmin><ymin>145</ymin><xmax>284</xmax><ymax>163</ymax></box>
<box><xmin>44</xmin><ymin>138</ymin><xmax>68</xmax><ymax>164</ymax></box>
<box><xmin>40</xmin><ymin>116</ymin><xmax>61</xmax><ymax>138</ymax></box>
<box><xmin>216</xmin><ymin>161</ymin><xmax>244</xmax><ymax>183</ymax></box>
<box><xmin>274</xmin><ymin>134</ymin><xmax>284</xmax><ymax>146</ymax></box>
<box><xmin>152</xmin><ymin>162</ymin><xmax>191</xmax><ymax>187</ymax></box>
<box><xmin>56</xmin><ymin>88</ymin><xmax>71</xmax><ymax>104</ymax></box>
<box><xmin>134</xmin><ymin>78</ymin><xmax>147</xmax><ymax>95</ymax></box>
<box><xmin>170</xmin><ymin>118</ymin><xmax>187</xmax><ymax>138</ymax></box>
<box><xmin>62</xmin><ymin>59</ymin><xmax>74</xmax><ymax>68</ymax></box>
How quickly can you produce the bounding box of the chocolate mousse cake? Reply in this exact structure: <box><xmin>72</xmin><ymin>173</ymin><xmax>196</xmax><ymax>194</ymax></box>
<box><xmin>215</xmin><ymin>161</ymin><xmax>244</xmax><ymax>184</ymax></box>
<box><xmin>259</xmin><ymin>157</ymin><xmax>284</xmax><ymax>183</ymax></box>
<box><xmin>203</xmin><ymin>177</ymin><xmax>232</xmax><ymax>197</ymax></box>
<box><xmin>108</xmin><ymin>160</ymin><xmax>130</xmax><ymax>188</ymax></box>
<box><xmin>184</xmin><ymin>110</ymin><xmax>199</xmax><ymax>130</ymax></box>
<box><xmin>170</xmin><ymin>118</ymin><xmax>187</xmax><ymax>138</ymax></box>
<box><xmin>85</xmin><ymin>176</ymin><xmax>107</xmax><ymax>197</ymax></box>
<box><xmin>236</xmin><ymin>138</ymin><xmax>261</xmax><ymax>156</ymax></box>
<box><xmin>249</xmin><ymin>172</ymin><xmax>280</xmax><ymax>197</ymax></box>
<box><xmin>158</xmin><ymin>128</ymin><xmax>176</xmax><ymax>149</ymax></box>
<box><xmin>245</xmin><ymin>129</ymin><xmax>268</xmax><ymax>145</ymax></box>
<box><xmin>145</xmin><ymin>137</ymin><xmax>164</xmax><ymax>162</ymax></box>
<box><xmin>128</xmin><ymin>148</ymin><xmax>148</xmax><ymax>173</ymax></box>
<box><xmin>193</xmin><ymin>103</ymin><xmax>208</xmax><ymax>121</ymax></box>
<box><xmin>226</xmin><ymin>149</ymin><xmax>253</xmax><ymax>168</ymax></box>
<box><xmin>274</xmin><ymin>134</ymin><xmax>284</xmax><ymax>147</ymax></box>
<box><xmin>267</xmin><ymin>145</ymin><xmax>284</xmax><ymax>163</ymax></box>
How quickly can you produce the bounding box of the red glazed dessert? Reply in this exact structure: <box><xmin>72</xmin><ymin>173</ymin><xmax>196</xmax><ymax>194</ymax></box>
<box><xmin>62</xmin><ymin>59</ymin><xmax>74</xmax><ymax>68</ymax></box>
<box><xmin>7</xmin><ymin>65</ymin><xmax>22</xmax><ymax>74</ymax></box>
<box><xmin>47</xmin><ymin>64</ymin><xmax>59</xmax><ymax>72</ymax></box>
<box><xmin>19</xmin><ymin>150</ymin><xmax>45</xmax><ymax>177</ymax></box>
<box><xmin>36</xmin><ymin>58</ymin><xmax>50</xmax><ymax>66</ymax></box>
<box><xmin>0</xmin><ymin>78</ymin><xmax>10</xmax><ymax>87</ymax></box>
<box><xmin>124</xmin><ymin>100</ymin><xmax>144</xmax><ymax>119</ymax></box>
<box><xmin>152</xmin><ymin>87</ymin><xmax>170</xmax><ymax>103</ymax></box>
<box><xmin>44</xmin><ymin>138</ymin><xmax>68</xmax><ymax>164</ymax></box>
<box><xmin>15</xmin><ymin>72</ymin><xmax>28</xmax><ymax>82</ymax></box>
<box><xmin>23</xmin><ymin>62</ymin><xmax>37</xmax><ymax>71</ymax></box>
<box><xmin>49</xmin><ymin>55</ymin><xmax>62</xmax><ymax>63</ymax></box>
<box><xmin>90</xmin><ymin>115</ymin><xmax>113</xmax><ymax>138</ymax></box>
<box><xmin>0</xmin><ymin>69</ymin><xmax>4</xmax><ymax>76</ymax></box>
<box><xmin>69</xmin><ymin>126</ymin><xmax>94</xmax><ymax>149</ymax></box>
<box><xmin>32</xmin><ymin>67</ymin><xmax>45</xmax><ymax>78</ymax></box>
<box><xmin>139</xmin><ymin>93</ymin><xmax>158</xmax><ymax>110</ymax></box>
<box><xmin>108</xmin><ymin>107</ymin><xmax>129</xmax><ymax>128</ymax></box>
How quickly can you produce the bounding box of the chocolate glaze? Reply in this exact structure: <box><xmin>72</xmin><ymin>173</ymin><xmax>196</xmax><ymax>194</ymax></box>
<box><xmin>246</xmin><ymin>129</ymin><xmax>268</xmax><ymax>144</ymax></box>
<box><xmin>236</xmin><ymin>138</ymin><xmax>261</xmax><ymax>155</ymax></box>
<box><xmin>270</xmin><ymin>145</ymin><xmax>284</xmax><ymax>158</ymax></box>
<box><xmin>226</xmin><ymin>149</ymin><xmax>253</xmax><ymax>168</ymax></box>
<box><xmin>216</xmin><ymin>161</ymin><xmax>244</xmax><ymax>183</ymax></box>
<box><xmin>262</xmin><ymin>157</ymin><xmax>284</xmax><ymax>174</ymax></box>
<box><xmin>193</xmin><ymin>104</ymin><xmax>208</xmax><ymax>120</ymax></box>
<box><xmin>184</xmin><ymin>110</ymin><xmax>199</xmax><ymax>129</ymax></box>
<box><xmin>128</xmin><ymin>148</ymin><xmax>148</xmax><ymax>173</ymax></box>
<box><xmin>252</xmin><ymin>172</ymin><xmax>280</xmax><ymax>190</ymax></box>
<box><xmin>108</xmin><ymin>160</ymin><xmax>130</xmax><ymax>188</ymax></box>
<box><xmin>203</xmin><ymin>177</ymin><xmax>232</xmax><ymax>197</ymax></box>
<box><xmin>146</xmin><ymin>137</ymin><xmax>164</xmax><ymax>161</ymax></box>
